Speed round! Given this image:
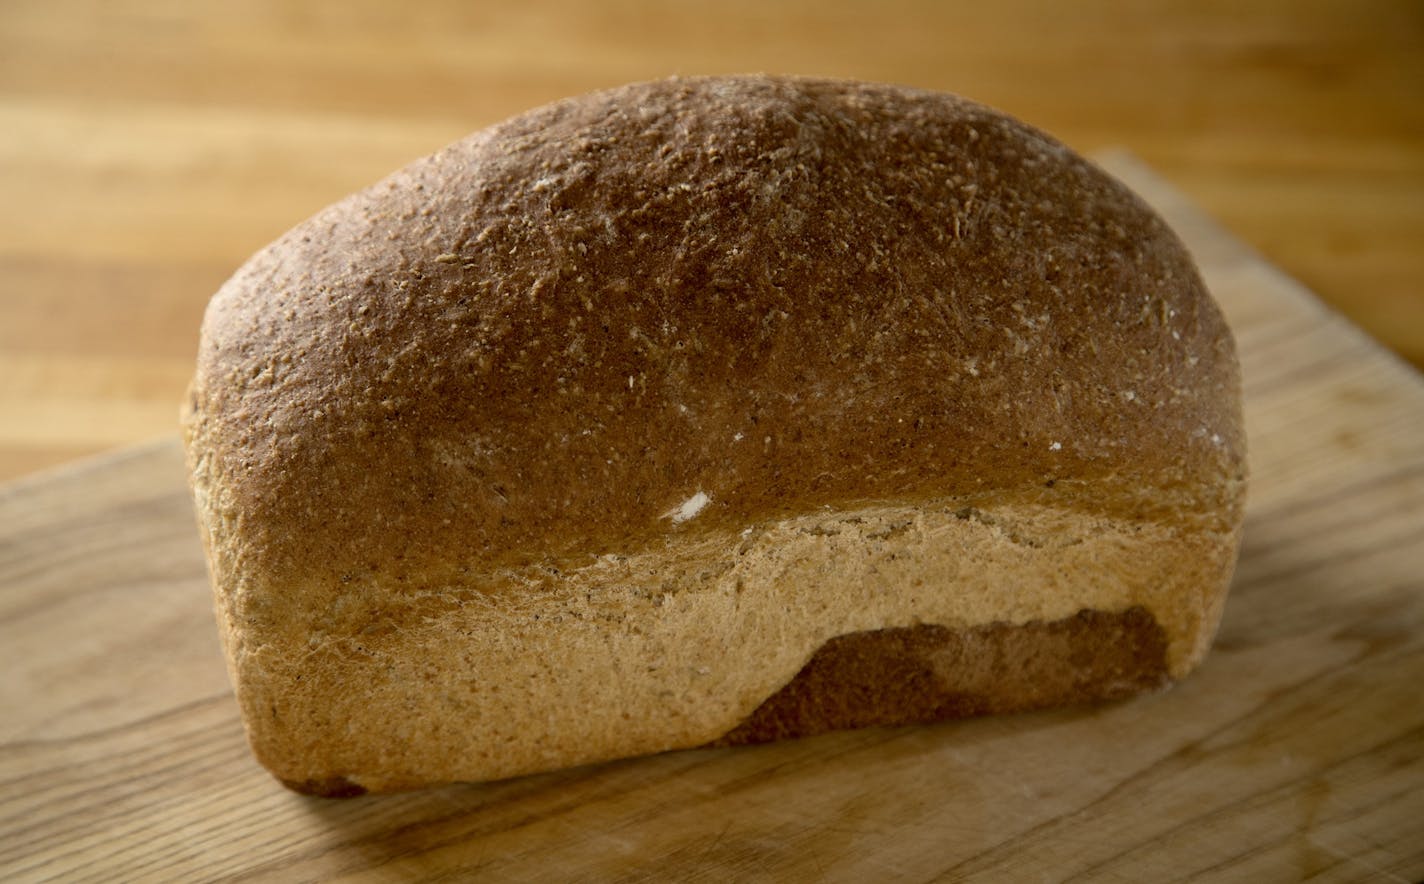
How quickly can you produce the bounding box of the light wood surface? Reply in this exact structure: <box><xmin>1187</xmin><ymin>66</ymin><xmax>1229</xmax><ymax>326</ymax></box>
<box><xmin>1</xmin><ymin>0</ymin><xmax>1422</xmax><ymax>484</ymax></box>
<box><xmin>3</xmin><ymin>157</ymin><xmax>1422</xmax><ymax>882</ymax></box>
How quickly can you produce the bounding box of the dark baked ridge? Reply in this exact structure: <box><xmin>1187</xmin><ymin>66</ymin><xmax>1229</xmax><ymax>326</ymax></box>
<box><xmin>712</xmin><ymin>606</ymin><xmax>1169</xmax><ymax>747</ymax></box>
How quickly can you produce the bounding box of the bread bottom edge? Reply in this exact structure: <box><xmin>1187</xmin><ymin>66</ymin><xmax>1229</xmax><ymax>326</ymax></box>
<box><xmin>222</xmin><ymin>496</ymin><xmax>1233</xmax><ymax>795</ymax></box>
<box><xmin>281</xmin><ymin>605</ymin><xmax>1170</xmax><ymax>798</ymax></box>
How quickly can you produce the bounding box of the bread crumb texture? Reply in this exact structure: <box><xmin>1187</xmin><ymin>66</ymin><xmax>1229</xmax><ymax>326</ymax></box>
<box><xmin>183</xmin><ymin>75</ymin><xmax>1246</xmax><ymax>793</ymax></box>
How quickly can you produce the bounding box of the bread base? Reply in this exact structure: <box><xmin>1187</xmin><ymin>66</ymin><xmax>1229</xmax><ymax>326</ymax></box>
<box><xmin>222</xmin><ymin>496</ymin><xmax>1237</xmax><ymax>794</ymax></box>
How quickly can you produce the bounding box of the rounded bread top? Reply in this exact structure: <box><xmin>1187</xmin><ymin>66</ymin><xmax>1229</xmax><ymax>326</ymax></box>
<box><xmin>187</xmin><ymin>75</ymin><xmax>1245</xmax><ymax>586</ymax></box>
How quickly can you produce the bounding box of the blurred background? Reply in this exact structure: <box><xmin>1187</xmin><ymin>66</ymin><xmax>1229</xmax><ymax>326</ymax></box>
<box><xmin>1</xmin><ymin>0</ymin><xmax>1421</xmax><ymax>484</ymax></box>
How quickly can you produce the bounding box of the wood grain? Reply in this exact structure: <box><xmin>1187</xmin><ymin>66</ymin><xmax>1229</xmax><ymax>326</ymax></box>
<box><xmin>1</xmin><ymin>0</ymin><xmax>1422</xmax><ymax>484</ymax></box>
<box><xmin>2</xmin><ymin>157</ymin><xmax>1422</xmax><ymax>882</ymax></box>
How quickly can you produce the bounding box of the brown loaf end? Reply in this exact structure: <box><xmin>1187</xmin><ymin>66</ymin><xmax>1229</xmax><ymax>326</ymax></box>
<box><xmin>182</xmin><ymin>75</ymin><xmax>1246</xmax><ymax>795</ymax></box>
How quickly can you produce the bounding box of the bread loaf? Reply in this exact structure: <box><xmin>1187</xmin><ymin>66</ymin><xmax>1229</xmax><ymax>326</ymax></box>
<box><xmin>182</xmin><ymin>75</ymin><xmax>1247</xmax><ymax>796</ymax></box>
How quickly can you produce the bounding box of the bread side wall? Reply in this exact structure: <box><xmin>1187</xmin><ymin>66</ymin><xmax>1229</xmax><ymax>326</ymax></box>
<box><xmin>222</xmin><ymin>496</ymin><xmax>1239</xmax><ymax>791</ymax></box>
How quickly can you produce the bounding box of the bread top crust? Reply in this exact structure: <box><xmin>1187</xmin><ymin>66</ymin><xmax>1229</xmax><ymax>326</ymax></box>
<box><xmin>185</xmin><ymin>75</ymin><xmax>1245</xmax><ymax>589</ymax></box>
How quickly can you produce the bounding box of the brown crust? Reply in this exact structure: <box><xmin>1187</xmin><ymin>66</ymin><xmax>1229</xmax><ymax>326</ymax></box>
<box><xmin>710</xmin><ymin>607</ymin><xmax>1170</xmax><ymax>747</ymax></box>
<box><xmin>186</xmin><ymin>75</ymin><xmax>1245</xmax><ymax>591</ymax></box>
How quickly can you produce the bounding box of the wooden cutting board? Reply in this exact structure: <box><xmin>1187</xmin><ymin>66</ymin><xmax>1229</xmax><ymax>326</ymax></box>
<box><xmin>2</xmin><ymin>155</ymin><xmax>1422</xmax><ymax>882</ymax></box>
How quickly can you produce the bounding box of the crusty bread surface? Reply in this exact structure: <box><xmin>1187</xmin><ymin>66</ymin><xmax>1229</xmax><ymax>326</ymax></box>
<box><xmin>183</xmin><ymin>75</ymin><xmax>1246</xmax><ymax>795</ymax></box>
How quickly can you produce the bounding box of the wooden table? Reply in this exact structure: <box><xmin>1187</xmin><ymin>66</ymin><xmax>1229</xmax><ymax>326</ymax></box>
<box><xmin>3</xmin><ymin>156</ymin><xmax>1422</xmax><ymax>881</ymax></box>
<box><xmin>1</xmin><ymin>0</ymin><xmax>1422</xmax><ymax>484</ymax></box>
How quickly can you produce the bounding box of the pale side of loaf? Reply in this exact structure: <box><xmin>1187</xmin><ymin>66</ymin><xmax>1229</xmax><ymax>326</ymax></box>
<box><xmin>182</xmin><ymin>75</ymin><xmax>1246</xmax><ymax>796</ymax></box>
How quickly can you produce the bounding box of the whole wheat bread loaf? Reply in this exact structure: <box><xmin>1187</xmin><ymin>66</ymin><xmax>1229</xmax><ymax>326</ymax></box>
<box><xmin>182</xmin><ymin>75</ymin><xmax>1247</xmax><ymax>795</ymax></box>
